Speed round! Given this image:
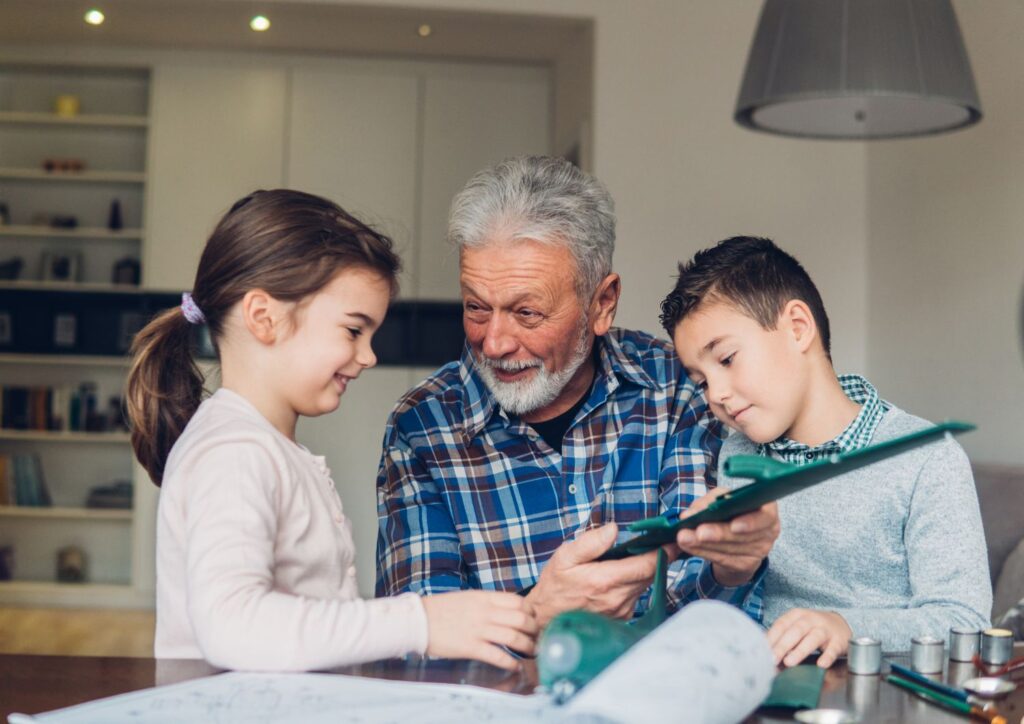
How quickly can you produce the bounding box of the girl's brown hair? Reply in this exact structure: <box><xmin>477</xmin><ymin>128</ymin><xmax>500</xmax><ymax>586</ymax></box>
<box><xmin>125</xmin><ymin>189</ymin><xmax>401</xmax><ymax>485</ymax></box>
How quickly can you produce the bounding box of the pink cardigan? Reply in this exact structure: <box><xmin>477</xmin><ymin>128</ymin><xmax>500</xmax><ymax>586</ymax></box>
<box><xmin>154</xmin><ymin>388</ymin><xmax>428</xmax><ymax>670</ymax></box>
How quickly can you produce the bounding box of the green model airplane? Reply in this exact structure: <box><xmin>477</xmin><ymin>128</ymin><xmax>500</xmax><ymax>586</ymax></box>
<box><xmin>537</xmin><ymin>421</ymin><xmax>974</xmax><ymax>701</ymax></box>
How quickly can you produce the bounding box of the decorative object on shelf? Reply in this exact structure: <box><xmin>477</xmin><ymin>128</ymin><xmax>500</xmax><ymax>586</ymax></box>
<box><xmin>735</xmin><ymin>0</ymin><xmax>982</xmax><ymax>139</ymax></box>
<box><xmin>86</xmin><ymin>480</ymin><xmax>132</xmax><ymax>509</ymax></box>
<box><xmin>0</xmin><ymin>257</ymin><xmax>23</xmax><ymax>280</ymax></box>
<box><xmin>31</xmin><ymin>212</ymin><xmax>80</xmax><ymax>229</ymax></box>
<box><xmin>112</xmin><ymin>256</ymin><xmax>140</xmax><ymax>286</ymax></box>
<box><xmin>107</xmin><ymin>199</ymin><xmax>123</xmax><ymax>231</ymax></box>
<box><xmin>53</xmin><ymin>94</ymin><xmax>81</xmax><ymax>117</ymax></box>
<box><xmin>106</xmin><ymin>396</ymin><xmax>128</xmax><ymax>431</ymax></box>
<box><xmin>0</xmin><ymin>545</ymin><xmax>13</xmax><ymax>580</ymax></box>
<box><xmin>53</xmin><ymin>313</ymin><xmax>77</xmax><ymax>349</ymax></box>
<box><xmin>56</xmin><ymin>545</ymin><xmax>87</xmax><ymax>583</ymax></box>
<box><xmin>42</xmin><ymin>158</ymin><xmax>85</xmax><ymax>173</ymax></box>
<box><xmin>0</xmin><ymin>201</ymin><xmax>9</xmax><ymax>225</ymax></box>
<box><xmin>40</xmin><ymin>251</ymin><xmax>81</xmax><ymax>282</ymax></box>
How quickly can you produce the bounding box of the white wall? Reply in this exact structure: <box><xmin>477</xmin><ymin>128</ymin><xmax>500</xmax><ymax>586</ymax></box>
<box><xmin>293</xmin><ymin>0</ymin><xmax>869</xmax><ymax>373</ymax></box>
<box><xmin>865</xmin><ymin>1</ymin><xmax>1024</xmax><ymax>466</ymax></box>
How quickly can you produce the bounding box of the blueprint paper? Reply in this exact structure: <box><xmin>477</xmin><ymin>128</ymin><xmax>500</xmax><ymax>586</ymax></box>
<box><xmin>565</xmin><ymin>600</ymin><xmax>776</xmax><ymax>724</ymax></box>
<box><xmin>8</xmin><ymin>601</ymin><xmax>773</xmax><ymax>724</ymax></box>
<box><xmin>7</xmin><ymin>673</ymin><xmax>557</xmax><ymax>724</ymax></box>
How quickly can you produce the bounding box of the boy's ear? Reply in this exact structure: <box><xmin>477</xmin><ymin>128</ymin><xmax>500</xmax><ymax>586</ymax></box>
<box><xmin>781</xmin><ymin>299</ymin><xmax>818</xmax><ymax>353</ymax></box>
<box><xmin>589</xmin><ymin>273</ymin><xmax>621</xmax><ymax>337</ymax></box>
<box><xmin>241</xmin><ymin>289</ymin><xmax>284</xmax><ymax>345</ymax></box>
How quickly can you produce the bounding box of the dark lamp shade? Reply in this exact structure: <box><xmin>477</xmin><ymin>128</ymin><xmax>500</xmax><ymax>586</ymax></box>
<box><xmin>735</xmin><ymin>0</ymin><xmax>982</xmax><ymax>139</ymax></box>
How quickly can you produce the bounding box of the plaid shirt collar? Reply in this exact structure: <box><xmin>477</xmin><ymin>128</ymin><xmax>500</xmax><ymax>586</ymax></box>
<box><xmin>456</xmin><ymin>330</ymin><xmax>657</xmax><ymax>441</ymax></box>
<box><xmin>758</xmin><ymin>374</ymin><xmax>891</xmax><ymax>464</ymax></box>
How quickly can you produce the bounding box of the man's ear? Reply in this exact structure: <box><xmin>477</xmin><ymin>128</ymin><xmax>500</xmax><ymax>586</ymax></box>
<box><xmin>241</xmin><ymin>289</ymin><xmax>283</xmax><ymax>345</ymax></box>
<box><xmin>781</xmin><ymin>299</ymin><xmax>817</xmax><ymax>353</ymax></box>
<box><xmin>589</xmin><ymin>273</ymin><xmax>621</xmax><ymax>337</ymax></box>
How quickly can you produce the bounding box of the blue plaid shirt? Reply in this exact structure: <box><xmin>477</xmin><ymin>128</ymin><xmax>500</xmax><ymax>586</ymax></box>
<box><xmin>375</xmin><ymin>328</ymin><xmax>766</xmax><ymax>619</ymax></box>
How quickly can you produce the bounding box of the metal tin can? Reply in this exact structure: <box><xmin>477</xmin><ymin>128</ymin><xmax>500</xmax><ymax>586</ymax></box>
<box><xmin>980</xmin><ymin>628</ymin><xmax>1014</xmax><ymax>666</ymax></box>
<box><xmin>948</xmin><ymin>627</ymin><xmax>981</xmax><ymax>662</ymax></box>
<box><xmin>910</xmin><ymin>635</ymin><xmax>944</xmax><ymax>673</ymax></box>
<box><xmin>847</xmin><ymin>637</ymin><xmax>882</xmax><ymax>675</ymax></box>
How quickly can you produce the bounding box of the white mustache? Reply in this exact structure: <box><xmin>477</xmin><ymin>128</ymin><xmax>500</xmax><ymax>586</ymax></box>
<box><xmin>480</xmin><ymin>356</ymin><xmax>542</xmax><ymax>373</ymax></box>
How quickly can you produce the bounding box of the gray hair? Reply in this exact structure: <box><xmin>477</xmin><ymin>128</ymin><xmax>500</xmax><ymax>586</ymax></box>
<box><xmin>447</xmin><ymin>156</ymin><xmax>616</xmax><ymax>301</ymax></box>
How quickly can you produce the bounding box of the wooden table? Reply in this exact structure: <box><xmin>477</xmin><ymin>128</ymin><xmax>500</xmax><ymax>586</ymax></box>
<box><xmin>2</xmin><ymin>651</ymin><xmax>1022</xmax><ymax>723</ymax></box>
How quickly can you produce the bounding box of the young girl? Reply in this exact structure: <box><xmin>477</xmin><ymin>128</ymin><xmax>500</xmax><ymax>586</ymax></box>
<box><xmin>126</xmin><ymin>189</ymin><xmax>537</xmax><ymax>672</ymax></box>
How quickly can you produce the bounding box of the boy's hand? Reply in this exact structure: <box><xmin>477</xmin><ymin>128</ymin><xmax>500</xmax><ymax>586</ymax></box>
<box><xmin>767</xmin><ymin>608</ymin><xmax>851</xmax><ymax>668</ymax></box>
<box><xmin>675</xmin><ymin>487</ymin><xmax>779</xmax><ymax>586</ymax></box>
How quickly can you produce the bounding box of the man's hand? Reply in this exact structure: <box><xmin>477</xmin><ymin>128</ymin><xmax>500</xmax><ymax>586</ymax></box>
<box><xmin>768</xmin><ymin>608</ymin><xmax>852</xmax><ymax>668</ymax></box>
<box><xmin>675</xmin><ymin>487</ymin><xmax>779</xmax><ymax>586</ymax></box>
<box><xmin>526</xmin><ymin>523</ymin><xmax>663</xmax><ymax>627</ymax></box>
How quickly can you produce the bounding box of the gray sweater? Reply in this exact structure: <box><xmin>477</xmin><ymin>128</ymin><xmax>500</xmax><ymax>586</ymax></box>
<box><xmin>719</xmin><ymin>406</ymin><xmax>992</xmax><ymax>652</ymax></box>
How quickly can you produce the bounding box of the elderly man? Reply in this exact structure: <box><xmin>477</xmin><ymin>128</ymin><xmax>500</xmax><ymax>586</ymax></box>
<box><xmin>376</xmin><ymin>156</ymin><xmax>778</xmax><ymax>628</ymax></box>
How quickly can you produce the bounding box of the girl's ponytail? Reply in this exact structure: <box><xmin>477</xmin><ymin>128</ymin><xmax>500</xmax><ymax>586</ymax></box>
<box><xmin>125</xmin><ymin>307</ymin><xmax>204</xmax><ymax>485</ymax></box>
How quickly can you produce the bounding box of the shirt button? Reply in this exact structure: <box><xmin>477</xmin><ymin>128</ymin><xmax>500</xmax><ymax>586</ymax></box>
<box><xmin>347</xmin><ymin>566</ymin><xmax>356</xmax><ymax>578</ymax></box>
<box><xmin>334</xmin><ymin>513</ymin><xmax>343</xmax><ymax>523</ymax></box>
<box><xmin>568</xmin><ymin>484</ymin><xmax>577</xmax><ymax>494</ymax></box>
<box><xmin>804</xmin><ymin>452</ymin><xmax>814</xmax><ymax>460</ymax></box>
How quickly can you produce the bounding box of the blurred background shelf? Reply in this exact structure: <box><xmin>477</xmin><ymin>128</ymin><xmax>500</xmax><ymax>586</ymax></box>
<box><xmin>0</xmin><ymin>167</ymin><xmax>145</xmax><ymax>183</ymax></box>
<box><xmin>0</xmin><ymin>225</ymin><xmax>143</xmax><ymax>240</ymax></box>
<box><xmin>0</xmin><ymin>430</ymin><xmax>130</xmax><ymax>443</ymax></box>
<box><xmin>0</xmin><ymin>505</ymin><xmax>131</xmax><ymax>521</ymax></box>
<box><xmin>0</xmin><ymin>110</ymin><xmax>147</xmax><ymax>128</ymax></box>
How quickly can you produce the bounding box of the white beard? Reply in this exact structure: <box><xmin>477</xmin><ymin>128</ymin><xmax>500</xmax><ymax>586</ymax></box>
<box><xmin>476</xmin><ymin>320</ymin><xmax>593</xmax><ymax>416</ymax></box>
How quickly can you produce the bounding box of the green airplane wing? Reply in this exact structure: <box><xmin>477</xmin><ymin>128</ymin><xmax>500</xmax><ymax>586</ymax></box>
<box><xmin>599</xmin><ymin>420</ymin><xmax>974</xmax><ymax>561</ymax></box>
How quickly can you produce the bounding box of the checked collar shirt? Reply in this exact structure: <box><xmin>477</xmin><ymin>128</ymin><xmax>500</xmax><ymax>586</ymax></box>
<box><xmin>375</xmin><ymin>328</ymin><xmax>766</xmax><ymax>619</ymax></box>
<box><xmin>758</xmin><ymin>375</ymin><xmax>891</xmax><ymax>465</ymax></box>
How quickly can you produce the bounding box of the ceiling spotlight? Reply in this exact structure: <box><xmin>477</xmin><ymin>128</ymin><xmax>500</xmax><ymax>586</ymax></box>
<box><xmin>84</xmin><ymin>9</ymin><xmax>105</xmax><ymax>26</ymax></box>
<box><xmin>417</xmin><ymin>24</ymin><xmax>432</xmax><ymax>38</ymax></box>
<box><xmin>250</xmin><ymin>15</ymin><xmax>271</xmax><ymax>32</ymax></box>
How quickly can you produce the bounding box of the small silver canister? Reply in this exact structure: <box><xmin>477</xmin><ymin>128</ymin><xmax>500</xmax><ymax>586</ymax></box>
<box><xmin>847</xmin><ymin>637</ymin><xmax>882</xmax><ymax>675</ymax></box>
<box><xmin>948</xmin><ymin>627</ymin><xmax>981</xmax><ymax>662</ymax></box>
<box><xmin>911</xmin><ymin>635</ymin><xmax>944</xmax><ymax>673</ymax></box>
<box><xmin>980</xmin><ymin>628</ymin><xmax>1014</xmax><ymax>666</ymax></box>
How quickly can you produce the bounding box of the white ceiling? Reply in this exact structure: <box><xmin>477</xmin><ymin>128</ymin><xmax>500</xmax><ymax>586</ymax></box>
<box><xmin>0</xmin><ymin>0</ymin><xmax>590</xmax><ymax>64</ymax></box>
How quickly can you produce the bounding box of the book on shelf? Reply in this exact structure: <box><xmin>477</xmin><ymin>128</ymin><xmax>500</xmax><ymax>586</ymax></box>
<box><xmin>0</xmin><ymin>452</ymin><xmax>52</xmax><ymax>507</ymax></box>
<box><xmin>1</xmin><ymin>382</ymin><xmax>120</xmax><ymax>433</ymax></box>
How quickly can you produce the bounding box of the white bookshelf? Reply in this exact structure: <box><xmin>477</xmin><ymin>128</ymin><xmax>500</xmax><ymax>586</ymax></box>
<box><xmin>0</xmin><ymin>62</ymin><xmax>152</xmax><ymax>609</ymax></box>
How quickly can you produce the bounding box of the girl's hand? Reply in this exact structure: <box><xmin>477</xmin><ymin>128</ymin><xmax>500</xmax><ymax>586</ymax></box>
<box><xmin>422</xmin><ymin>590</ymin><xmax>539</xmax><ymax>671</ymax></box>
<box><xmin>767</xmin><ymin>608</ymin><xmax>852</xmax><ymax>668</ymax></box>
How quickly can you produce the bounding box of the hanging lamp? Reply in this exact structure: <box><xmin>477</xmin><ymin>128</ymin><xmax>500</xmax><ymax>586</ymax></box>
<box><xmin>734</xmin><ymin>0</ymin><xmax>982</xmax><ymax>139</ymax></box>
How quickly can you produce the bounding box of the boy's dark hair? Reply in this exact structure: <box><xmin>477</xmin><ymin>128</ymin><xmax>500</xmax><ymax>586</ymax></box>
<box><xmin>659</xmin><ymin>236</ymin><xmax>831</xmax><ymax>359</ymax></box>
<box><xmin>125</xmin><ymin>189</ymin><xmax>401</xmax><ymax>485</ymax></box>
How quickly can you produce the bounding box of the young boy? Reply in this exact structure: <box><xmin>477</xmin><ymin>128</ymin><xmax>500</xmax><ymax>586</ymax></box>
<box><xmin>662</xmin><ymin>236</ymin><xmax>991</xmax><ymax>668</ymax></box>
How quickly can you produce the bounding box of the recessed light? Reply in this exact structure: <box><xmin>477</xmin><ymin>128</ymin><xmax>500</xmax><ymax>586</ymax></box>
<box><xmin>84</xmin><ymin>9</ymin><xmax>105</xmax><ymax>26</ymax></box>
<box><xmin>417</xmin><ymin>24</ymin><xmax>432</xmax><ymax>38</ymax></box>
<box><xmin>250</xmin><ymin>15</ymin><xmax>271</xmax><ymax>32</ymax></box>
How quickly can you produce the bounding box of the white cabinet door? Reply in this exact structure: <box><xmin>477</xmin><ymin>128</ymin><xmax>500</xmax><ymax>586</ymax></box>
<box><xmin>144</xmin><ymin>65</ymin><xmax>287</xmax><ymax>290</ymax></box>
<box><xmin>287</xmin><ymin>69</ymin><xmax>419</xmax><ymax>296</ymax></box>
<box><xmin>418</xmin><ymin>68</ymin><xmax>551</xmax><ymax>300</ymax></box>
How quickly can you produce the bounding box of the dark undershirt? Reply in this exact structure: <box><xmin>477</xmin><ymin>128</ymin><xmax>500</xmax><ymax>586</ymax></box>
<box><xmin>528</xmin><ymin>371</ymin><xmax>595</xmax><ymax>455</ymax></box>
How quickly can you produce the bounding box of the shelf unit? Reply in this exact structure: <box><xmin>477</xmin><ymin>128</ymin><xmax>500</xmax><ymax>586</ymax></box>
<box><xmin>0</xmin><ymin>63</ymin><xmax>154</xmax><ymax>609</ymax></box>
<box><xmin>0</xmin><ymin>63</ymin><xmax>148</xmax><ymax>287</ymax></box>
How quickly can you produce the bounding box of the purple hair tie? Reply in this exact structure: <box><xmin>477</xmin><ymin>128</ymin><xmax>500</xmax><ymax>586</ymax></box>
<box><xmin>181</xmin><ymin>292</ymin><xmax>206</xmax><ymax>325</ymax></box>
